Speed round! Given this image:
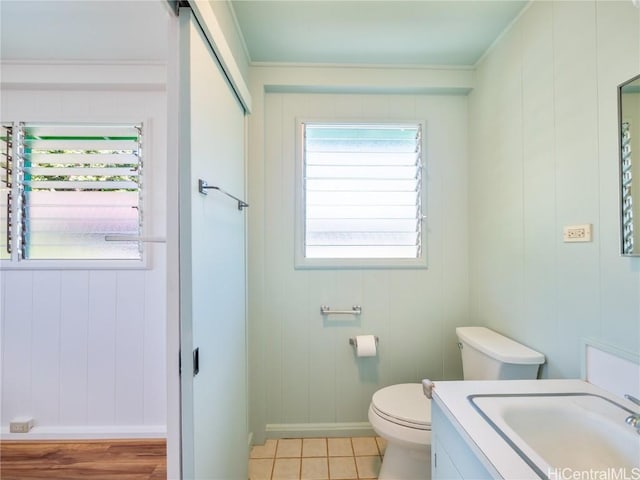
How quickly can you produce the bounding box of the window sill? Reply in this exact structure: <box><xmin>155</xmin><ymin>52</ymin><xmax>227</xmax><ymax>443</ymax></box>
<box><xmin>0</xmin><ymin>257</ymin><xmax>150</xmax><ymax>271</ymax></box>
<box><xmin>294</xmin><ymin>256</ymin><xmax>428</xmax><ymax>270</ymax></box>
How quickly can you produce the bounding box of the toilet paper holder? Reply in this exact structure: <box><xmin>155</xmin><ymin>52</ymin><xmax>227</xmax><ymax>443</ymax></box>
<box><xmin>349</xmin><ymin>336</ymin><xmax>379</xmax><ymax>347</ymax></box>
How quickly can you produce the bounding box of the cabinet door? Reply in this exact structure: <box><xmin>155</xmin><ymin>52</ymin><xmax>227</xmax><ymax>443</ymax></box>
<box><xmin>432</xmin><ymin>436</ymin><xmax>463</xmax><ymax>480</ymax></box>
<box><xmin>431</xmin><ymin>400</ymin><xmax>494</xmax><ymax>480</ymax></box>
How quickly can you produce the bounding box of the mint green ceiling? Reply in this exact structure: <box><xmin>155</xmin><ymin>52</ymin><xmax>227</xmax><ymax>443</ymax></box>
<box><xmin>230</xmin><ymin>0</ymin><xmax>529</xmax><ymax>66</ymax></box>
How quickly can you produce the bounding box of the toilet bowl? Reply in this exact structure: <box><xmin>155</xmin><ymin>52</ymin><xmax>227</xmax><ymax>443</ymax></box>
<box><xmin>368</xmin><ymin>326</ymin><xmax>545</xmax><ymax>479</ymax></box>
<box><xmin>368</xmin><ymin>383</ymin><xmax>431</xmax><ymax>479</ymax></box>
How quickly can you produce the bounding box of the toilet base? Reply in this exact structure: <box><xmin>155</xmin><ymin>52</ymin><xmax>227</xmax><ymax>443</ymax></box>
<box><xmin>379</xmin><ymin>441</ymin><xmax>431</xmax><ymax>480</ymax></box>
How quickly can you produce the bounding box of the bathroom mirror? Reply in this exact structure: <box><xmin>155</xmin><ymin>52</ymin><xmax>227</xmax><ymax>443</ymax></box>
<box><xmin>618</xmin><ymin>73</ymin><xmax>640</xmax><ymax>256</ymax></box>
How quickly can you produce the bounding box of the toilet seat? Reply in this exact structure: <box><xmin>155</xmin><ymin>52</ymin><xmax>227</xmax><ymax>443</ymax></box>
<box><xmin>370</xmin><ymin>383</ymin><xmax>431</xmax><ymax>430</ymax></box>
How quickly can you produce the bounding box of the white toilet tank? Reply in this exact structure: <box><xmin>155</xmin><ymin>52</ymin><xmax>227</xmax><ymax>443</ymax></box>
<box><xmin>456</xmin><ymin>326</ymin><xmax>545</xmax><ymax>380</ymax></box>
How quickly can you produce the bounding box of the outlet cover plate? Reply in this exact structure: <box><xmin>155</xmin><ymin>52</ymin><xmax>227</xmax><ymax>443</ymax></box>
<box><xmin>10</xmin><ymin>417</ymin><xmax>34</xmax><ymax>433</ymax></box>
<box><xmin>563</xmin><ymin>224</ymin><xmax>592</xmax><ymax>242</ymax></box>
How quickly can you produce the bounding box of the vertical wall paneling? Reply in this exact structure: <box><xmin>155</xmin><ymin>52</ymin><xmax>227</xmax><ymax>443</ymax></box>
<box><xmin>0</xmin><ymin>273</ymin><xmax>4</xmax><ymax>417</ymax></box>
<box><xmin>250</xmin><ymin>90</ymin><xmax>470</xmax><ymax>440</ymax></box>
<box><xmin>31</xmin><ymin>272</ymin><xmax>62</xmax><ymax>425</ymax></box>
<box><xmin>552</xmin><ymin>1</ymin><xmax>601</xmax><ymax>376</ymax></box>
<box><xmin>595</xmin><ymin>1</ymin><xmax>640</xmax><ymax>350</ymax></box>
<box><xmin>432</xmin><ymin>95</ymin><xmax>469</xmax><ymax>380</ymax></box>
<box><xmin>308</xmin><ymin>273</ymin><xmax>340</xmax><ymax>423</ymax></box>
<box><xmin>281</xmin><ymin>95</ymin><xmax>310</xmax><ymax>425</ymax></box>
<box><xmin>0</xmin><ymin>81</ymin><xmax>167</xmax><ymax>437</ymax></box>
<box><xmin>143</xmin><ymin>262</ymin><xmax>167</xmax><ymax>427</ymax></box>
<box><xmin>520</xmin><ymin>1</ymin><xmax>557</xmax><ymax>363</ymax></box>
<box><xmin>115</xmin><ymin>271</ymin><xmax>146</xmax><ymax>425</ymax></box>
<box><xmin>59</xmin><ymin>272</ymin><xmax>90</xmax><ymax>425</ymax></box>
<box><xmin>2</xmin><ymin>272</ymin><xmax>34</xmax><ymax>423</ymax></box>
<box><xmin>262</xmin><ymin>93</ymin><xmax>285</xmax><ymax>427</ymax></box>
<box><xmin>469</xmin><ymin>0</ymin><xmax>640</xmax><ymax>379</ymax></box>
<box><xmin>87</xmin><ymin>271</ymin><xmax>117</xmax><ymax>426</ymax></box>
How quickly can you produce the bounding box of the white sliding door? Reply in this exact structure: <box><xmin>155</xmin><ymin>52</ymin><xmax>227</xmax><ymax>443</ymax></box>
<box><xmin>178</xmin><ymin>8</ymin><xmax>248</xmax><ymax>480</ymax></box>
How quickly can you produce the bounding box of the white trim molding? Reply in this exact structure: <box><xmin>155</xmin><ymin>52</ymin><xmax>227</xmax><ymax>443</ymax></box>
<box><xmin>1</xmin><ymin>425</ymin><xmax>167</xmax><ymax>441</ymax></box>
<box><xmin>0</xmin><ymin>61</ymin><xmax>167</xmax><ymax>91</ymax></box>
<box><xmin>188</xmin><ymin>1</ymin><xmax>252</xmax><ymax>112</ymax></box>
<box><xmin>265</xmin><ymin>422</ymin><xmax>375</xmax><ymax>439</ymax></box>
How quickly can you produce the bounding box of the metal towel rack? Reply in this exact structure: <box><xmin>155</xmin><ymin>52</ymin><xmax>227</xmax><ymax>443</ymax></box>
<box><xmin>320</xmin><ymin>305</ymin><xmax>362</xmax><ymax>315</ymax></box>
<box><xmin>198</xmin><ymin>179</ymin><xmax>249</xmax><ymax>211</ymax></box>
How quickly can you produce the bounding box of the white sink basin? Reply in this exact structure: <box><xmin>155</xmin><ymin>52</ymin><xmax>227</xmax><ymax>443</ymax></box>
<box><xmin>470</xmin><ymin>393</ymin><xmax>640</xmax><ymax>475</ymax></box>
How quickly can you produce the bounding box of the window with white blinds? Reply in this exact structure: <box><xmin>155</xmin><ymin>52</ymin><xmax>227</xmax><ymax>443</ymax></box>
<box><xmin>2</xmin><ymin>122</ymin><xmax>143</xmax><ymax>262</ymax></box>
<box><xmin>299</xmin><ymin>122</ymin><xmax>426</xmax><ymax>267</ymax></box>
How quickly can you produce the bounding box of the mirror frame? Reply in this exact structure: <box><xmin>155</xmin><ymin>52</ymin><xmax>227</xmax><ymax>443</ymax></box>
<box><xmin>618</xmin><ymin>73</ymin><xmax>640</xmax><ymax>256</ymax></box>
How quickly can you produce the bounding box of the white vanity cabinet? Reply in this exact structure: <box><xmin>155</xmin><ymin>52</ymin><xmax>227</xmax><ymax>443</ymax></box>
<box><xmin>431</xmin><ymin>398</ymin><xmax>494</xmax><ymax>480</ymax></box>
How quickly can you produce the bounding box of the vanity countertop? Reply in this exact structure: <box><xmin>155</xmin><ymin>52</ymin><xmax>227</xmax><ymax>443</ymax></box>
<box><xmin>432</xmin><ymin>379</ymin><xmax>637</xmax><ymax>479</ymax></box>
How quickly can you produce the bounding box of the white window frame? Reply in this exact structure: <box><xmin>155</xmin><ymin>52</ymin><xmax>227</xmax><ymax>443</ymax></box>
<box><xmin>0</xmin><ymin>120</ymin><xmax>152</xmax><ymax>270</ymax></box>
<box><xmin>294</xmin><ymin>118</ymin><xmax>428</xmax><ymax>269</ymax></box>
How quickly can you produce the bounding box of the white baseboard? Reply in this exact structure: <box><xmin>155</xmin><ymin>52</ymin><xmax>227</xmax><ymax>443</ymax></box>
<box><xmin>1</xmin><ymin>425</ymin><xmax>167</xmax><ymax>441</ymax></box>
<box><xmin>265</xmin><ymin>422</ymin><xmax>375</xmax><ymax>439</ymax></box>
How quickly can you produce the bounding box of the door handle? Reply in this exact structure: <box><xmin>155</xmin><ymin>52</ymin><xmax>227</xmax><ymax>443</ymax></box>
<box><xmin>193</xmin><ymin>347</ymin><xmax>200</xmax><ymax>376</ymax></box>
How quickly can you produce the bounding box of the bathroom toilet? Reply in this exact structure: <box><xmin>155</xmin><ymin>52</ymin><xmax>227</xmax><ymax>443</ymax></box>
<box><xmin>368</xmin><ymin>326</ymin><xmax>545</xmax><ymax>479</ymax></box>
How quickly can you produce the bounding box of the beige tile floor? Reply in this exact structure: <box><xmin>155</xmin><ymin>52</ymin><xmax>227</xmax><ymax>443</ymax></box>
<box><xmin>249</xmin><ymin>437</ymin><xmax>386</xmax><ymax>480</ymax></box>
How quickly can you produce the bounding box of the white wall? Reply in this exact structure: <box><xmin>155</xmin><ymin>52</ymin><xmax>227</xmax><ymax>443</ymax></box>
<box><xmin>0</xmin><ymin>65</ymin><xmax>167</xmax><ymax>438</ymax></box>
<box><xmin>468</xmin><ymin>0</ymin><xmax>640</xmax><ymax>379</ymax></box>
<box><xmin>247</xmin><ymin>66</ymin><xmax>472</xmax><ymax>441</ymax></box>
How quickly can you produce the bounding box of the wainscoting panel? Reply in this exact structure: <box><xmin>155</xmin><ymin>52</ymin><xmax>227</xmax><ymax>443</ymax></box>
<box><xmin>0</xmin><ymin>83</ymin><xmax>167</xmax><ymax>439</ymax></box>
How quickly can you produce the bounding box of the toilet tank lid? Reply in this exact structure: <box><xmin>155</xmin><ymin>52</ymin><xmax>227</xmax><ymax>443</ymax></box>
<box><xmin>456</xmin><ymin>327</ymin><xmax>545</xmax><ymax>365</ymax></box>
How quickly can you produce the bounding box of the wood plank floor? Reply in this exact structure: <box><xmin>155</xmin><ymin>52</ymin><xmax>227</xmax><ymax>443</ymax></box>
<box><xmin>0</xmin><ymin>439</ymin><xmax>166</xmax><ymax>480</ymax></box>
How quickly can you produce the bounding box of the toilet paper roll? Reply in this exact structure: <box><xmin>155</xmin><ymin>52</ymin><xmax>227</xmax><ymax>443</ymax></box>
<box><xmin>355</xmin><ymin>335</ymin><xmax>377</xmax><ymax>357</ymax></box>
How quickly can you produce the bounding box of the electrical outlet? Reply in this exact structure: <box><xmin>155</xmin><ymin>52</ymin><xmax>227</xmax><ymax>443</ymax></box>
<box><xmin>10</xmin><ymin>417</ymin><xmax>34</xmax><ymax>433</ymax></box>
<box><xmin>563</xmin><ymin>224</ymin><xmax>592</xmax><ymax>243</ymax></box>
